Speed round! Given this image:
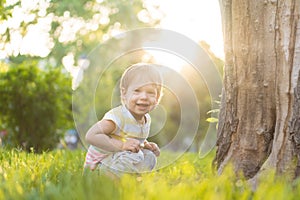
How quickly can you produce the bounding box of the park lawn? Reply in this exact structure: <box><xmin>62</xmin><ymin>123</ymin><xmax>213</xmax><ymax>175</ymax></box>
<box><xmin>0</xmin><ymin>148</ymin><xmax>299</xmax><ymax>200</ymax></box>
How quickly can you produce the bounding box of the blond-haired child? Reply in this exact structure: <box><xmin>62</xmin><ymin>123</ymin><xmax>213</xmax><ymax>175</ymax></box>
<box><xmin>84</xmin><ymin>63</ymin><xmax>163</xmax><ymax>176</ymax></box>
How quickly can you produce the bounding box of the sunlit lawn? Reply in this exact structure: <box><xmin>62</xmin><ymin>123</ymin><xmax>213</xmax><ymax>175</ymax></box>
<box><xmin>0</xmin><ymin>148</ymin><xmax>300</xmax><ymax>200</ymax></box>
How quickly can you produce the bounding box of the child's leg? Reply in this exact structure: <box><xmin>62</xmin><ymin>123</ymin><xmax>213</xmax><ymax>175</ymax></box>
<box><xmin>101</xmin><ymin>151</ymin><xmax>144</xmax><ymax>175</ymax></box>
<box><xmin>135</xmin><ymin>149</ymin><xmax>157</xmax><ymax>172</ymax></box>
<box><xmin>100</xmin><ymin>150</ymin><xmax>157</xmax><ymax>176</ymax></box>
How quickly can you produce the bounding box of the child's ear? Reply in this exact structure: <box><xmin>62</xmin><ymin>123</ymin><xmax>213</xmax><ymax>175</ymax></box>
<box><xmin>121</xmin><ymin>87</ymin><xmax>126</xmax><ymax>97</ymax></box>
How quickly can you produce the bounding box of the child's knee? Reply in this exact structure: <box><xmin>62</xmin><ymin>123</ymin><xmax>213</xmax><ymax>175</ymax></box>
<box><xmin>142</xmin><ymin>149</ymin><xmax>157</xmax><ymax>170</ymax></box>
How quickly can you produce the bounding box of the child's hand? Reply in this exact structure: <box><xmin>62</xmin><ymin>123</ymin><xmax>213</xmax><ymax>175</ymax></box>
<box><xmin>144</xmin><ymin>141</ymin><xmax>160</xmax><ymax>157</ymax></box>
<box><xmin>122</xmin><ymin>138</ymin><xmax>141</xmax><ymax>153</ymax></box>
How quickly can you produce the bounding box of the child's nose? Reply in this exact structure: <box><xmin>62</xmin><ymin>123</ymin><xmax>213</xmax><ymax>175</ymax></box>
<box><xmin>140</xmin><ymin>91</ymin><xmax>148</xmax><ymax>99</ymax></box>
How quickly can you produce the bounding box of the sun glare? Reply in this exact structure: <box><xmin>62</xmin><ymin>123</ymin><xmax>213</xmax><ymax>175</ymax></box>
<box><xmin>158</xmin><ymin>0</ymin><xmax>224</xmax><ymax>59</ymax></box>
<box><xmin>142</xmin><ymin>49</ymin><xmax>186</xmax><ymax>72</ymax></box>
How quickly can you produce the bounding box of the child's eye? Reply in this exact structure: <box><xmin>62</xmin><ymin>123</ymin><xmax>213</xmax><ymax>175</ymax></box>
<box><xmin>147</xmin><ymin>91</ymin><xmax>156</xmax><ymax>96</ymax></box>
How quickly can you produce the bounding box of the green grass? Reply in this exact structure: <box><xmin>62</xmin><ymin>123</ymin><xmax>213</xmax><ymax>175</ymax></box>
<box><xmin>0</xmin><ymin>148</ymin><xmax>300</xmax><ymax>200</ymax></box>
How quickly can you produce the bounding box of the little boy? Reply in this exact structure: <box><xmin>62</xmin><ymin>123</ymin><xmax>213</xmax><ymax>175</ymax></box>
<box><xmin>84</xmin><ymin>63</ymin><xmax>163</xmax><ymax>176</ymax></box>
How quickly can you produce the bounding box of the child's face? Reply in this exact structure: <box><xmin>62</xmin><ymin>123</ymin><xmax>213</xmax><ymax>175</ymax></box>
<box><xmin>122</xmin><ymin>83</ymin><xmax>159</xmax><ymax>121</ymax></box>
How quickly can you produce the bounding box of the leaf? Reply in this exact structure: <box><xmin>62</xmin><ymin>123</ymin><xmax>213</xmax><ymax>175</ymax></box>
<box><xmin>206</xmin><ymin>117</ymin><xmax>218</xmax><ymax>123</ymax></box>
<box><xmin>206</xmin><ymin>109</ymin><xmax>220</xmax><ymax>114</ymax></box>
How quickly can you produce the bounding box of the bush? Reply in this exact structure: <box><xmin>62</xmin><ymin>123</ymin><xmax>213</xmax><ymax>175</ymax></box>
<box><xmin>0</xmin><ymin>61</ymin><xmax>72</xmax><ymax>152</ymax></box>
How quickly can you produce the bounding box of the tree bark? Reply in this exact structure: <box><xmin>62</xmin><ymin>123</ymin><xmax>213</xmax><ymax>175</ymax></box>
<box><xmin>214</xmin><ymin>0</ymin><xmax>300</xmax><ymax>179</ymax></box>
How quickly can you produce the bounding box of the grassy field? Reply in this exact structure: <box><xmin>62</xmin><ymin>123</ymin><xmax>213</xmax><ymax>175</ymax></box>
<box><xmin>0</xmin><ymin>148</ymin><xmax>299</xmax><ymax>200</ymax></box>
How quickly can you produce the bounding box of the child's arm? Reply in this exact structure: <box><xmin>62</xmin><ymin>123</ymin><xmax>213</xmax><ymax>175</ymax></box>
<box><xmin>85</xmin><ymin>119</ymin><xmax>141</xmax><ymax>153</ymax></box>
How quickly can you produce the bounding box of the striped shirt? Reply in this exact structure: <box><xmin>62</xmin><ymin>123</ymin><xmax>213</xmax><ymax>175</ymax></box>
<box><xmin>84</xmin><ymin>105</ymin><xmax>151</xmax><ymax>169</ymax></box>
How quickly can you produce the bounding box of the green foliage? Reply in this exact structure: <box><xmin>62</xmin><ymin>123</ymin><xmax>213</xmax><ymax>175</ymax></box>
<box><xmin>1</xmin><ymin>149</ymin><xmax>300</xmax><ymax>200</ymax></box>
<box><xmin>0</xmin><ymin>149</ymin><xmax>117</xmax><ymax>199</ymax></box>
<box><xmin>1</xmin><ymin>0</ymin><xmax>160</xmax><ymax>65</ymax></box>
<box><xmin>206</xmin><ymin>104</ymin><xmax>221</xmax><ymax>123</ymax></box>
<box><xmin>49</xmin><ymin>0</ymin><xmax>92</xmax><ymax>17</ymax></box>
<box><xmin>0</xmin><ymin>0</ymin><xmax>18</xmax><ymax>20</ymax></box>
<box><xmin>0</xmin><ymin>61</ymin><xmax>72</xmax><ymax>152</ymax></box>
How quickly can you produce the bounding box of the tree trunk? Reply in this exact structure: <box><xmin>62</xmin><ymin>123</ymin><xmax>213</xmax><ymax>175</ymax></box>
<box><xmin>214</xmin><ymin>0</ymin><xmax>300</xmax><ymax>179</ymax></box>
